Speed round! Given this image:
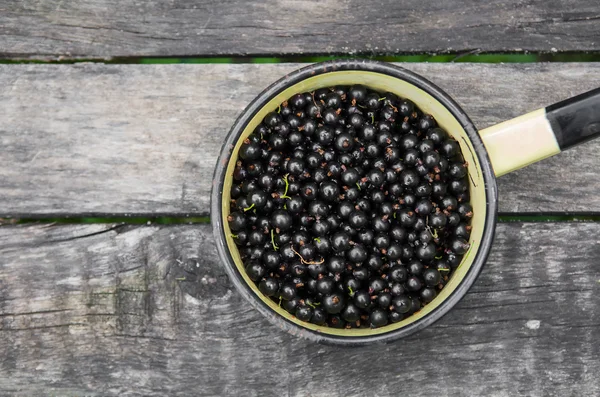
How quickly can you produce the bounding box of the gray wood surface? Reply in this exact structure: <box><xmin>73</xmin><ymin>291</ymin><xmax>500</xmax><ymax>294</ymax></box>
<box><xmin>1</xmin><ymin>63</ymin><xmax>600</xmax><ymax>216</ymax></box>
<box><xmin>0</xmin><ymin>222</ymin><xmax>598</xmax><ymax>396</ymax></box>
<box><xmin>1</xmin><ymin>1</ymin><xmax>600</xmax><ymax>59</ymax></box>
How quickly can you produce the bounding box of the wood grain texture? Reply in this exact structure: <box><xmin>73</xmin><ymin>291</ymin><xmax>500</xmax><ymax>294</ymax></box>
<box><xmin>1</xmin><ymin>63</ymin><xmax>600</xmax><ymax>216</ymax></box>
<box><xmin>0</xmin><ymin>222</ymin><xmax>599</xmax><ymax>396</ymax></box>
<box><xmin>1</xmin><ymin>1</ymin><xmax>600</xmax><ymax>59</ymax></box>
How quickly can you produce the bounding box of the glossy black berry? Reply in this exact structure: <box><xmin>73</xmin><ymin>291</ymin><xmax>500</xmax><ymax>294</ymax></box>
<box><xmin>359</xmin><ymin>124</ymin><xmax>376</xmax><ymax>141</ymax></box>
<box><xmin>279</xmin><ymin>283</ymin><xmax>297</xmax><ymax>300</ymax></box>
<box><xmin>406</xmin><ymin>276</ymin><xmax>422</xmax><ymax>292</ymax></box>
<box><xmin>311</xmin><ymin>308</ymin><xmax>327</xmax><ymax>325</ymax></box>
<box><xmin>295</xmin><ymin>305</ymin><xmax>313</xmax><ymax>322</ymax></box>
<box><xmin>451</xmin><ymin>238</ymin><xmax>470</xmax><ymax>255</ymax></box>
<box><xmin>271</xmin><ymin>210</ymin><xmax>293</xmax><ymax>231</ymax></box>
<box><xmin>377</xmin><ymin>292</ymin><xmax>392</xmax><ymax>309</ymax></box>
<box><xmin>369</xmin><ymin>308</ymin><xmax>388</xmax><ymax>328</ymax></box>
<box><xmin>347</xmin><ymin>246</ymin><xmax>368</xmax><ymax>264</ymax></box>
<box><xmin>348</xmin><ymin>85</ymin><xmax>367</xmax><ymax>103</ymax></box>
<box><xmin>351</xmin><ymin>291</ymin><xmax>369</xmax><ymax>310</ymax></box>
<box><xmin>247</xmin><ymin>190</ymin><xmax>268</xmax><ymax>209</ymax></box>
<box><xmin>227</xmin><ymin>211</ymin><xmax>246</xmax><ymax>232</ymax></box>
<box><xmin>458</xmin><ymin>203</ymin><xmax>474</xmax><ymax>220</ymax></box>
<box><xmin>245</xmin><ymin>262</ymin><xmax>266</xmax><ymax>282</ymax></box>
<box><xmin>391</xmin><ymin>295</ymin><xmax>412</xmax><ymax>313</ymax></box>
<box><xmin>348</xmin><ymin>211</ymin><xmax>368</xmax><ymax>229</ymax></box>
<box><xmin>423</xmin><ymin>268</ymin><xmax>442</xmax><ymax>286</ymax></box>
<box><xmin>259</xmin><ymin>278</ymin><xmax>279</xmax><ymax>296</ymax></box>
<box><xmin>400</xmin><ymin>169</ymin><xmax>419</xmax><ymax>188</ymax></box>
<box><xmin>449</xmin><ymin>179</ymin><xmax>469</xmax><ymax>195</ymax></box>
<box><xmin>240</xmin><ymin>141</ymin><xmax>261</xmax><ymax>160</ymax></box>
<box><xmin>429</xmin><ymin>212</ymin><xmax>447</xmax><ymax>228</ymax></box>
<box><xmin>262</xmin><ymin>251</ymin><xmax>281</xmax><ymax>269</ymax></box>
<box><xmin>420</xmin><ymin>288</ymin><xmax>437</xmax><ymax>303</ymax></box>
<box><xmin>455</xmin><ymin>222</ymin><xmax>472</xmax><ymax>239</ymax></box>
<box><xmin>342</xmin><ymin>303</ymin><xmax>361</xmax><ymax>322</ymax></box>
<box><xmin>308</xmin><ymin>200</ymin><xmax>329</xmax><ymax>217</ymax></box>
<box><xmin>357</xmin><ymin>229</ymin><xmax>375</xmax><ymax>245</ymax></box>
<box><xmin>248</xmin><ymin>230</ymin><xmax>266</xmax><ymax>246</ymax></box>
<box><xmin>351</xmin><ymin>267</ymin><xmax>368</xmax><ymax>282</ymax></box>
<box><xmin>398</xmin><ymin>99</ymin><xmax>414</xmax><ymax>117</ymax></box>
<box><xmin>418</xmin><ymin>115</ymin><xmax>436</xmax><ymax>131</ymax></box>
<box><xmin>416</xmin><ymin>243</ymin><xmax>436</xmax><ymax>262</ymax></box>
<box><xmin>323</xmin><ymin>293</ymin><xmax>345</xmax><ymax>314</ymax></box>
<box><xmin>368</xmin><ymin>278</ymin><xmax>386</xmax><ymax>295</ymax></box>
<box><xmin>326</xmin><ymin>256</ymin><xmax>345</xmax><ymax>273</ymax></box>
<box><xmin>441</xmin><ymin>140</ymin><xmax>460</xmax><ymax>159</ymax></box>
<box><xmin>319</xmin><ymin>181</ymin><xmax>340</xmax><ymax>201</ymax></box>
<box><xmin>389</xmin><ymin>311</ymin><xmax>403</xmax><ymax>323</ymax></box>
<box><xmin>282</xmin><ymin>298</ymin><xmax>299</xmax><ymax>314</ymax></box>
<box><xmin>390</xmin><ymin>283</ymin><xmax>405</xmax><ymax>297</ymax></box>
<box><xmin>367</xmin><ymin>255</ymin><xmax>384</xmax><ymax>271</ymax></box>
<box><xmin>316</xmin><ymin>277</ymin><xmax>335</xmax><ymax>295</ymax></box>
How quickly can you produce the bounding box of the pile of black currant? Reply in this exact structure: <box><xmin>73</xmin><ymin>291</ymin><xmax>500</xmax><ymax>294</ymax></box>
<box><xmin>228</xmin><ymin>85</ymin><xmax>472</xmax><ymax>329</ymax></box>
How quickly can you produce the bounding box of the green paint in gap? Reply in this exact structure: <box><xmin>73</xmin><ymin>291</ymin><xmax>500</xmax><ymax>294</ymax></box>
<box><xmin>498</xmin><ymin>214</ymin><xmax>600</xmax><ymax>222</ymax></box>
<box><xmin>136</xmin><ymin>53</ymin><xmax>584</xmax><ymax>64</ymax></box>
<box><xmin>139</xmin><ymin>57</ymin><xmax>237</xmax><ymax>64</ymax></box>
<box><xmin>3</xmin><ymin>52</ymin><xmax>600</xmax><ymax>64</ymax></box>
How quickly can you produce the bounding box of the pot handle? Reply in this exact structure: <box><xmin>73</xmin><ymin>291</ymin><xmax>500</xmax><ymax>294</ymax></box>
<box><xmin>479</xmin><ymin>87</ymin><xmax>600</xmax><ymax>177</ymax></box>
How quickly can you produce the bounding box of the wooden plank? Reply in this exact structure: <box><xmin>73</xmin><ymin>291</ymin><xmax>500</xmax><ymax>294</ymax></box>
<box><xmin>0</xmin><ymin>222</ymin><xmax>599</xmax><ymax>396</ymax></box>
<box><xmin>1</xmin><ymin>63</ymin><xmax>600</xmax><ymax>216</ymax></box>
<box><xmin>1</xmin><ymin>1</ymin><xmax>600</xmax><ymax>59</ymax></box>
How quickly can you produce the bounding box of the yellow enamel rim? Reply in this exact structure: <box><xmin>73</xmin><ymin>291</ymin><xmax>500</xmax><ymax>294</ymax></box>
<box><xmin>222</xmin><ymin>71</ymin><xmax>487</xmax><ymax>336</ymax></box>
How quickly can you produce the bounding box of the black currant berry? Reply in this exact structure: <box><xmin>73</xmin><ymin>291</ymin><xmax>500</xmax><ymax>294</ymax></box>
<box><xmin>323</xmin><ymin>293</ymin><xmax>345</xmax><ymax>314</ymax></box>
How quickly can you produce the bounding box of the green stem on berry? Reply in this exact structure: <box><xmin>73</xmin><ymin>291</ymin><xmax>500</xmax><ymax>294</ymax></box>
<box><xmin>280</xmin><ymin>173</ymin><xmax>292</xmax><ymax>199</ymax></box>
<box><xmin>230</xmin><ymin>233</ymin><xmax>238</xmax><ymax>238</ymax></box>
<box><xmin>435</xmin><ymin>255</ymin><xmax>442</xmax><ymax>259</ymax></box>
<box><xmin>243</xmin><ymin>203</ymin><xmax>255</xmax><ymax>212</ymax></box>
<box><xmin>356</xmin><ymin>182</ymin><xmax>361</xmax><ymax>190</ymax></box>
<box><xmin>348</xmin><ymin>286</ymin><xmax>355</xmax><ymax>296</ymax></box>
<box><xmin>426</xmin><ymin>223</ymin><xmax>438</xmax><ymax>239</ymax></box>
<box><xmin>271</xmin><ymin>229</ymin><xmax>279</xmax><ymax>251</ymax></box>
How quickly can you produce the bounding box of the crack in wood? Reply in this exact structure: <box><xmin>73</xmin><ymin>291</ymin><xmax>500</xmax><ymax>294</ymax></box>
<box><xmin>0</xmin><ymin>309</ymin><xmax>72</xmax><ymax>317</ymax></box>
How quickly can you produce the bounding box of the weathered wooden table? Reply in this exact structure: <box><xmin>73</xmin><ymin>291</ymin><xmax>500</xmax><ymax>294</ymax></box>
<box><xmin>1</xmin><ymin>2</ymin><xmax>600</xmax><ymax>396</ymax></box>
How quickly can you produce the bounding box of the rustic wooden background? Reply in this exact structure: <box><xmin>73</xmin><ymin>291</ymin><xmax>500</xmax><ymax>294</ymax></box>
<box><xmin>1</xmin><ymin>1</ymin><xmax>600</xmax><ymax>396</ymax></box>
